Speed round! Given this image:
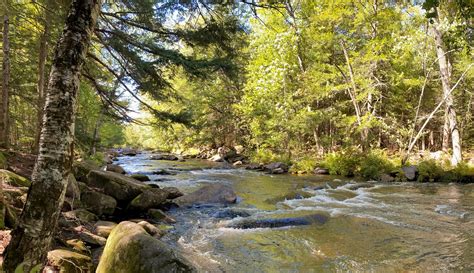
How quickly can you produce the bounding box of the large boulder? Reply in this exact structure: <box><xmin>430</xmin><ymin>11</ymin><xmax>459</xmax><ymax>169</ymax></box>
<box><xmin>86</xmin><ymin>170</ymin><xmax>148</xmax><ymax>201</ymax></box>
<box><xmin>0</xmin><ymin>169</ymin><xmax>31</xmax><ymax>187</ymax></box>
<box><xmin>96</xmin><ymin>221</ymin><xmax>196</xmax><ymax>273</ymax></box>
<box><xmin>105</xmin><ymin>164</ymin><xmax>126</xmax><ymax>174</ymax></box>
<box><xmin>127</xmin><ymin>188</ymin><xmax>168</xmax><ymax>212</ymax></box>
<box><xmin>73</xmin><ymin>160</ymin><xmax>100</xmax><ymax>182</ymax></box>
<box><xmin>81</xmin><ymin>190</ymin><xmax>117</xmax><ymax>216</ymax></box>
<box><xmin>175</xmin><ymin>184</ymin><xmax>237</xmax><ymax>206</ymax></box>
<box><xmin>47</xmin><ymin>249</ymin><xmax>93</xmax><ymax>273</ymax></box>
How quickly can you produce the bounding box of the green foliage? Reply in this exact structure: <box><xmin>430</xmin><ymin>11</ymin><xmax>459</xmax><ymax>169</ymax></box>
<box><xmin>85</xmin><ymin>152</ymin><xmax>106</xmax><ymax>166</ymax></box>
<box><xmin>290</xmin><ymin>157</ymin><xmax>318</xmax><ymax>174</ymax></box>
<box><xmin>322</xmin><ymin>148</ymin><xmax>361</xmax><ymax>177</ymax></box>
<box><xmin>250</xmin><ymin>148</ymin><xmax>290</xmax><ymax>165</ymax></box>
<box><xmin>444</xmin><ymin>162</ymin><xmax>474</xmax><ymax>183</ymax></box>
<box><xmin>417</xmin><ymin>159</ymin><xmax>445</xmax><ymax>182</ymax></box>
<box><xmin>359</xmin><ymin>150</ymin><xmax>395</xmax><ymax>180</ymax></box>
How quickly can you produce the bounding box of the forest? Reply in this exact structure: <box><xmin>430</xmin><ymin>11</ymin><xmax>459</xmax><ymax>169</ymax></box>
<box><xmin>0</xmin><ymin>0</ymin><xmax>473</xmax><ymax>272</ymax></box>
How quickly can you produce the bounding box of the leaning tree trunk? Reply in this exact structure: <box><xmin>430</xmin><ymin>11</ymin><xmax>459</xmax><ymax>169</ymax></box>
<box><xmin>0</xmin><ymin>14</ymin><xmax>10</xmax><ymax>148</ymax></box>
<box><xmin>3</xmin><ymin>0</ymin><xmax>101</xmax><ymax>272</ymax></box>
<box><xmin>432</xmin><ymin>17</ymin><xmax>462</xmax><ymax>165</ymax></box>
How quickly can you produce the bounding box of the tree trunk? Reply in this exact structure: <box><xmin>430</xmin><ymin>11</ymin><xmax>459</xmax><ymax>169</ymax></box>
<box><xmin>340</xmin><ymin>41</ymin><xmax>368</xmax><ymax>146</ymax></box>
<box><xmin>3</xmin><ymin>0</ymin><xmax>101</xmax><ymax>272</ymax></box>
<box><xmin>432</xmin><ymin>16</ymin><xmax>462</xmax><ymax>165</ymax></box>
<box><xmin>89</xmin><ymin>109</ymin><xmax>103</xmax><ymax>155</ymax></box>
<box><xmin>1</xmin><ymin>14</ymin><xmax>10</xmax><ymax>148</ymax></box>
<box><xmin>33</xmin><ymin>1</ymin><xmax>53</xmax><ymax>154</ymax></box>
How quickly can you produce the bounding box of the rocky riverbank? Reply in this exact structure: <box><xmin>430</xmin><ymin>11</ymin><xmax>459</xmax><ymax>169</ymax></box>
<box><xmin>0</xmin><ymin>150</ymin><xmax>240</xmax><ymax>272</ymax></box>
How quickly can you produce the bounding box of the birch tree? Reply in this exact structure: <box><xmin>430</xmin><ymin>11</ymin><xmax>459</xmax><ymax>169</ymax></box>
<box><xmin>3</xmin><ymin>0</ymin><xmax>101</xmax><ymax>271</ymax></box>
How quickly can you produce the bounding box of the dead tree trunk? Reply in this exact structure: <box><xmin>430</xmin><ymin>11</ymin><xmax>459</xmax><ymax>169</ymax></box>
<box><xmin>0</xmin><ymin>14</ymin><xmax>10</xmax><ymax>148</ymax></box>
<box><xmin>432</xmin><ymin>14</ymin><xmax>462</xmax><ymax>165</ymax></box>
<box><xmin>3</xmin><ymin>0</ymin><xmax>101</xmax><ymax>271</ymax></box>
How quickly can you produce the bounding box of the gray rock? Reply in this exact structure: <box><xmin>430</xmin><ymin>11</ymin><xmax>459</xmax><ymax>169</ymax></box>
<box><xmin>73</xmin><ymin>160</ymin><xmax>100</xmax><ymax>182</ymax></box>
<box><xmin>148</xmin><ymin>208</ymin><xmax>176</xmax><ymax>224</ymax></box>
<box><xmin>96</xmin><ymin>221</ymin><xmax>196</xmax><ymax>273</ymax></box>
<box><xmin>313</xmin><ymin>167</ymin><xmax>330</xmax><ymax>175</ymax></box>
<box><xmin>264</xmin><ymin>162</ymin><xmax>289</xmax><ymax>174</ymax></box>
<box><xmin>81</xmin><ymin>190</ymin><xmax>117</xmax><ymax>216</ymax></box>
<box><xmin>86</xmin><ymin>170</ymin><xmax>148</xmax><ymax>201</ymax></box>
<box><xmin>127</xmin><ymin>188</ymin><xmax>169</xmax><ymax>212</ymax></box>
<box><xmin>63</xmin><ymin>209</ymin><xmax>98</xmax><ymax>223</ymax></box>
<box><xmin>402</xmin><ymin>165</ymin><xmax>418</xmax><ymax>181</ymax></box>
<box><xmin>162</xmin><ymin>187</ymin><xmax>183</xmax><ymax>199</ymax></box>
<box><xmin>175</xmin><ymin>184</ymin><xmax>237</xmax><ymax>206</ymax></box>
<box><xmin>105</xmin><ymin>164</ymin><xmax>126</xmax><ymax>174</ymax></box>
<box><xmin>228</xmin><ymin>213</ymin><xmax>329</xmax><ymax>229</ymax></box>
<box><xmin>379</xmin><ymin>173</ymin><xmax>395</xmax><ymax>183</ymax></box>
<box><xmin>130</xmin><ymin>174</ymin><xmax>150</xmax><ymax>181</ymax></box>
<box><xmin>94</xmin><ymin>220</ymin><xmax>117</xmax><ymax>238</ymax></box>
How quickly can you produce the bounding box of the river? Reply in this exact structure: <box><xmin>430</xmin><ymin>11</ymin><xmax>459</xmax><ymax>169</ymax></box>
<box><xmin>117</xmin><ymin>152</ymin><xmax>474</xmax><ymax>272</ymax></box>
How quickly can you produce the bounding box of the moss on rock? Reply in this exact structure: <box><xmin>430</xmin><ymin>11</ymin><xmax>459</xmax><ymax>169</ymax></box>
<box><xmin>0</xmin><ymin>169</ymin><xmax>31</xmax><ymax>187</ymax></box>
<box><xmin>96</xmin><ymin>221</ymin><xmax>196</xmax><ymax>273</ymax></box>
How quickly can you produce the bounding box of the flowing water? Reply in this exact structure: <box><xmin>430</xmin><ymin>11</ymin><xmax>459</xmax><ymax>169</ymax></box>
<box><xmin>117</xmin><ymin>153</ymin><xmax>474</xmax><ymax>272</ymax></box>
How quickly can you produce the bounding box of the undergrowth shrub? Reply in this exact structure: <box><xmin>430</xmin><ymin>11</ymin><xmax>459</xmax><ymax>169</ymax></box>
<box><xmin>417</xmin><ymin>159</ymin><xmax>444</xmax><ymax>182</ymax></box>
<box><xmin>290</xmin><ymin>157</ymin><xmax>318</xmax><ymax>173</ymax></box>
<box><xmin>359</xmin><ymin>150</ymin><xmax>394</xmax><ymax>180</ymax></box>
<box><xmin>251</xmin><ymin>148</ymin><xmax>290</xmax><ymax>165</ymax></box>
<box><xmin>322</xmin><ymin>148</ymin><xmax>361</xmax><ymax>176</ymax></box>
<box><xmin>445</xmin><ymin>162</ymin><xmax>474</xmax><ymax>183</ymax></box>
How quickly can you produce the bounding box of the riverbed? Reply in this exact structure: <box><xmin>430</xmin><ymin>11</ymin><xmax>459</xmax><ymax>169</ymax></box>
<box><xmin>117</xmin><ymin>153</ymin><xmax>474</xmax><ymax>272</ymax></box>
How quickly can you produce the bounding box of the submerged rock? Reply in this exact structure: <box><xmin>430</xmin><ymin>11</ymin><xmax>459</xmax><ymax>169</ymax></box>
<box><xmin>150</xmin><ymin>154</ymin><xmax>179</xmax><ymax>161</ymax></box>
<box><xmin>130</xmin><ymin>173</ymin><xmax>151</xmax><ymax>181</ymax></box>
<box><xmin>148</xmin><ymin>208</ymin><xmax>176</xmax><ymax>224</ymax></box>
<box><xmin>211</xmin><ymin>209</ymin><xmax>251</xmax><ymax>219</ymax></box>
<box><xmin>96</xmin><ymin>221</ymin><xmax>196</xmax><ymax>273</ymax></box>
<box><xmin>153</xmin><ymin>169</ymin><xmax>177</xmax><ymax>175</ymax></box>
<box><xmin>175</xmin><ymin>184</ymin><xmax>237</xmax><ymax>206</ymax></box>
<box><xmin>228</xmin><ymin>213</ymin><xmax>329</xmax><ymax>229</ymax></box>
